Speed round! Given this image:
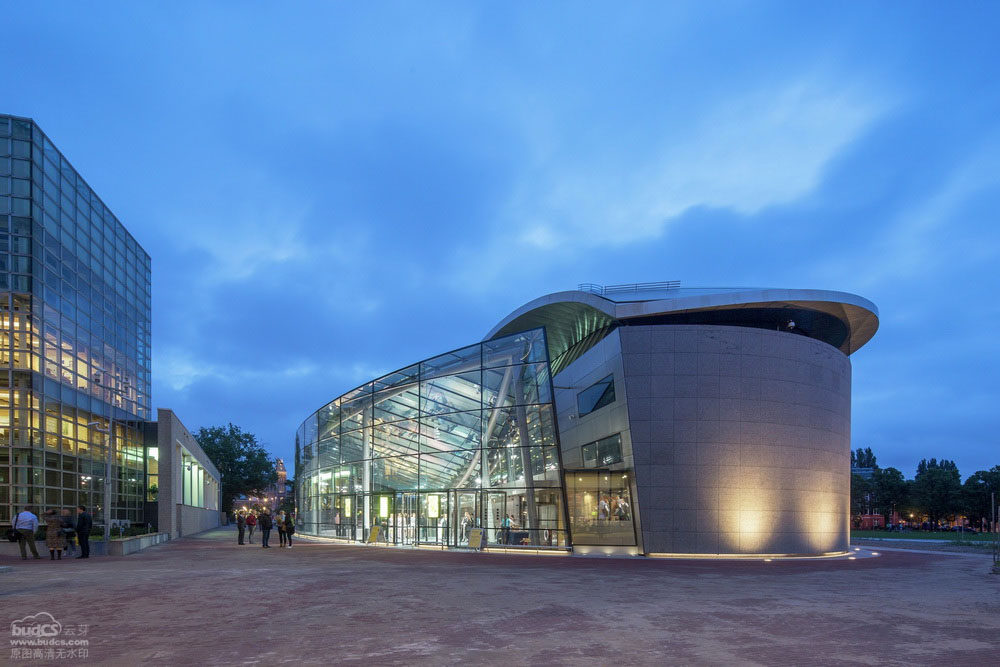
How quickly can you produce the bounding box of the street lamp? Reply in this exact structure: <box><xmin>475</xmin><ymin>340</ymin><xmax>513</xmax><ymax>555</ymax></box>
<box><xmin>88</xmin><ymin>419</ymin><xmax>115</xmax><ymax>546</ymax></box>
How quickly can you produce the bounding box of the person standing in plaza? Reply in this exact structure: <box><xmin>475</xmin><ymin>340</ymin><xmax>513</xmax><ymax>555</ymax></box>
<box><xmin>60</xmin><ymin>508</ymin><xmax>77</xmax><ymax>556</ymax></box>
<box><xmin>75</xmin><ymin>505</ymin><xmax>92</xmax><ymax>559</ymax></box>
<box><xmin>276</xmin><ymin>511</ymin><xmax>287</xmax><ymax>547</ymax></box>
<box><xmin>245</xmin><ymin>512</ymin><xmax>257</xmax><ymax>543</ymax></box>
<box><xmin>13</xmin><ymin>505</ymin><xmax>40</xmax><ymax>560</ymax></box>
<box><xmin>283</xmin><ymin>511</ymin><xmax>295</xmax><ymax>548</ymax></box>
<box><xmin>44</xmin><ymin>509</ymin><xmax>67</xmax><ymax>560</ymax></box>
<box><xmin>236</xmin><ymin>513</ymin><xmax>246</xmax><ymax>545</ymax></box>
<box><xmin>258</xmin><ymin>510</ymin><xmax>272</xmax><ymax>548</ymax></box>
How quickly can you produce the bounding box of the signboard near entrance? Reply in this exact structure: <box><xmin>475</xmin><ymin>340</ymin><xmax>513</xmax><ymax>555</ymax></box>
<box><xmin>367</xmin><ymin>525</ymin><xmax>380</xmax><ymax>543</ymax></box>
<box><xmin>468</xmin><ymin>528</ymin><xmax>484</xmax><ymax>550</ymax></box>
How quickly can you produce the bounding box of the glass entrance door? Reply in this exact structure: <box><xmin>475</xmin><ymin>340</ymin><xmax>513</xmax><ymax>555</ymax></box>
<box><xmin>394</xmin><ymin>492</ymin><xmax>418</xmax><ymax>545</ymax></box>
<box><xmin>419</xmin><ymin>492</ymin><xmax>449</xmax><ymax>545</ymax></box>
<box><xmin>333</xmin><ymin>494</ymin><xmax>358</xmax><ymax>540</ymax></box>
<box><xmin>451</xmin><ymin>490</ymin><xmax>479</xmax><ymax>546</ymax></box>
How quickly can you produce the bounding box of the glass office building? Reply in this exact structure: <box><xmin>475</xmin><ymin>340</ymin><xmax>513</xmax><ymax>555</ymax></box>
<box><xmin>296</xmin><ymin>328</ymin><xmax>570</xmax><ymax>549</ymax></box>
<box><xmin>297</xmin><ymin>283</ymin><xmax>879</xmax><ymax>556</ymax></box>
<box><xmin>0</xmin><ymin>114</ymin><xmax>152</xmax><ymax>530</ymax></box>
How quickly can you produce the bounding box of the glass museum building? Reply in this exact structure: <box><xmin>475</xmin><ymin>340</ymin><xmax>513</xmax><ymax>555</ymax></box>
<box><xmin>295</xmin><ymin>283</ymin><xmax>878</xmax><ymax>557</ymax></box>
<box><xmin>0</xmin><ymin>114</ymin><xmax>152</xmax><ymax>531</ymax></box>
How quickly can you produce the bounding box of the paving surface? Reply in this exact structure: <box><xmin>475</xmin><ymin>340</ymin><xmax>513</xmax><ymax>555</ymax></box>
<box><xmin>2</xmin><ymin>527</ymin><xmax>999</xmax><ymax>666</ymax></box>
<box><xmin>851</xmin><ymin>537</ymin><xmax>997</xmax><ymax>555</ymax></box>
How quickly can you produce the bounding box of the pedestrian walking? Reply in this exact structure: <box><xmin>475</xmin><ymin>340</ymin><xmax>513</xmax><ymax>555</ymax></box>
<box><xmin>245</xmin><ymin>512</ymin><xmax>257</xmax><ymax>543</ymax></box>
<box><xmin>284</xmin><ymin>512</ymin><xmax>295</xmax><ymax>548</ymax></box>
<box><xmin>276</xmin><ymin>511</ymin><xmax>287</xmax><ymax>547</ymax></box>
<box><xmin>236</xmin><ymin>513</ymin><xmax>246</xmax><ymax>545</ymax></box>
<box><xmin>13</xmin><ymin>505</ymin><xmax>41</xmax><ymax>560</ymax></box>
<box><xmin>44</xmin><ymin>509</ymin><xmax>67</xmax><ymax>560</ymax></box>
<box><xmin>60</xmin><ymin>508</ymin><xmax>77</xmax><ymax>556</ymax></box>
<box><xmin>258</xmin><ymin>511</ymin><xmax>273</xmax><ymax>548</ymax></box>
<box><xmin>75</xmin><ymin>505</ymin><xmax>93</xmax><ymax>559</ymax></box>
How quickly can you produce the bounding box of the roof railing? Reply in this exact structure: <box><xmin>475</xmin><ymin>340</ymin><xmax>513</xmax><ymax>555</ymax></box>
<box><xmin>577</xmin><ymin>281</ymin><xmax>681</xmax><ymax>295</ymax></box>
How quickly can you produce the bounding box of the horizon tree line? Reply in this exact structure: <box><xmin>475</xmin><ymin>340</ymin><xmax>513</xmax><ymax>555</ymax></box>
<box><xmin>850</xmin><ymin>447</ymin><xmax>1000</xmax><ymax>528</ymax></box>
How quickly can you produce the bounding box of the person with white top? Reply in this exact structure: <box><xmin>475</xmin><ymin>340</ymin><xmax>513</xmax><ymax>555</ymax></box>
<box><xmin>13</xmin><ymin>505</ymin><xmax>41</xmax><ymax>560</ymax></box>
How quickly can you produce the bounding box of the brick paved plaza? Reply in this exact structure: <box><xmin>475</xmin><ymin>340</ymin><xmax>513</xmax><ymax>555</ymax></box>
<box><xmin>2</xmin><ymin>528</ymin><xmax>998</xmax><ymax>665</ymax></box>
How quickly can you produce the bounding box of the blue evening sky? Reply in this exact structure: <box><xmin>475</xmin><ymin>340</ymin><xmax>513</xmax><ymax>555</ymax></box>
<box><xmin>3</xmin><ymin>2</ymin><xmax>998</xmax><ymax>478</ymax></box>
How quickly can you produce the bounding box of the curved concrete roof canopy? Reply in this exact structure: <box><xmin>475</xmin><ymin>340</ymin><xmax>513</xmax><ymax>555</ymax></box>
<box><xmin>485</xmin><ymin>287</ymin><xmax>879</xmax><ymax>374</ymax></box>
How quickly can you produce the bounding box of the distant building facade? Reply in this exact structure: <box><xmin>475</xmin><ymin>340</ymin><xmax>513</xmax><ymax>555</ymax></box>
<box><xmin>153</xmin><ymin>408</ymin><xmax>221</xmax><ymax>538</ymax></box>
<box><xmin>232</xmin><ymin>458</ymin><xmax>291</xmax><ymax>515</ymax></box>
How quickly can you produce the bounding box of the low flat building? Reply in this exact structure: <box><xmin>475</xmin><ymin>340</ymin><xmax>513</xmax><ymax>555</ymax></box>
<box><xmin>154</xmin><ymin>408</ymin><xmax>221</xmax><ymax>538</ymax></box>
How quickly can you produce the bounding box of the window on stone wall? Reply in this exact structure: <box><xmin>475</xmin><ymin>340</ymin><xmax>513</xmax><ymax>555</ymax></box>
<box><xmin>576</xmin><ymin>374</ymin><xmax>615</xmax><ymax>416</ymax></box>
<box><xmin>581</xmin><ymin>433</ymin><xmax>623</xmax><ymax>467</ymax></box>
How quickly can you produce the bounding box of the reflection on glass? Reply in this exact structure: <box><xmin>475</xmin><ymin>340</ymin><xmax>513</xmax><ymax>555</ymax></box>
<box><xmin>420</xmin><ymin>372</ymin><xmax>482</xmax><ymax>415</ymax></box>
<box><xmin>577</xmin><ymin>374</ymin><xmax>616</xmax><ymax>416</ymax></box>
<box><xmin>296</xmin><ymin>328</ymin><xmax>568</xmax><ymax>549</ymax></box>
<box><xmin>581</xmin><ymin>433</ymin><xmax>623</xmax><ymax>467</ymax></box>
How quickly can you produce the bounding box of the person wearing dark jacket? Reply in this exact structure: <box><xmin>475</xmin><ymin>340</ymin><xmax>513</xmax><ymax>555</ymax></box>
<box><xmin>75</xmin><ymin>505</ymin><xmax>93</xmax><ymax>559</ymax></box>
<box><xmin>283</xmin><ymin>512</ymin><xmax>295</xmax><ymax>548</ymax></box>
<box><xmin>60</xmin><ymin>508</ymin><xmax>77</xmax><ymax>556</ymax></box>
<box><xmin>236</xmin><ymin>513</ymin><xmax>246</xmax><ymax>545</ymax></box>
<box><xmin>258</xmin><ymin>511</ymin><xmax>273</xmax><ymax>548</ymax></box>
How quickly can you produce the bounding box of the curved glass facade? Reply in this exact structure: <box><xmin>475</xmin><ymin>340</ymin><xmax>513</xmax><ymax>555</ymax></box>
<box><xmin>296</xmin><ymin>328</ymin><xmax>570</xmax><ymax>549</ymax></box>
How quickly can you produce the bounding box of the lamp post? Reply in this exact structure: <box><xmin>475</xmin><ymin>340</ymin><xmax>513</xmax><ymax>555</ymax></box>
<box><xmin>88</xmin><ymin>419</ymin><xmax>115</xmax><ymax>545</ymax></box>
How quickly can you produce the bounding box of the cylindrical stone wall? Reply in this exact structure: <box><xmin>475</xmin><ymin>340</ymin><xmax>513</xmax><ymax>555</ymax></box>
<box><xmin>620</xmin><ymin>324</ymin><xmax>851</xmax><ymax>555</ymax></box>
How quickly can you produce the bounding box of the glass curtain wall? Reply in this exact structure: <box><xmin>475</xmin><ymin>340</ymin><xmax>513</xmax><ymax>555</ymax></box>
<box><xmin>0</xmin><ymin>116</ymin><xmax>151</xmax><ymax>528</ymax></box>
<box><xmin>297</xmin><ymin>328</ymin><xmax>569</xmax><ymax>549</ymax></box>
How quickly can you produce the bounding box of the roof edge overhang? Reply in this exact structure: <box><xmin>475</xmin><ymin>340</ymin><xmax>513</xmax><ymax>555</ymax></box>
<box><xmin>485</xmin><ymin>288</ymin><xmax>880</xmax><ymax>360</ymax></box>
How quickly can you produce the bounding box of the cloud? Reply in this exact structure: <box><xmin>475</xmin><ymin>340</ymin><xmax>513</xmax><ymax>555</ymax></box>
<box><xmin>444</xmin><ymin>76</ymin><xmax>891</xmax><ymax>293</ymax></box>
<box><xmin>158</xmin><ymin>346</ymin><xmax>385</xmax><ymax>397</ymax></box>
<box><xmin>800</xmin><ymin>125</ymin><xmax>1000</xmax><ymax>300</ymax></box>
<box><xmin>519</xmin><ymin>79</ymin><xmax>887</xmax><ymax>248</ymax></box>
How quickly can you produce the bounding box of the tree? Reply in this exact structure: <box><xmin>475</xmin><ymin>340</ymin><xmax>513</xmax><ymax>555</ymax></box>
<box><xmin>196</xmin><ymin>423</ymin><xmax>277</xmax><ymax>516</ymax></box>
<box><xmin>873</xmin><ymin>467</ymin><xmax>908</xmax><ymax>521</ymax></box>
<box><xmin>911</xmin><ymin>458</ymin><xmax>962</xmax><ymax>524</ymax></box>
<box><xmin>852</xmin><ymin>447</ymin><xmax>878</xmax><ymax>469</ymax></box>
<box><xmin>962</xmin><ymin>466</ymin><xmax>1000</xmax><ymax>528</ymax></box>
<box><xmin>851</xmin><ymin>473</ymin><xmax>873</xmax><ymax>517</ymax></box>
